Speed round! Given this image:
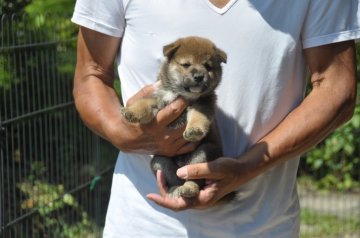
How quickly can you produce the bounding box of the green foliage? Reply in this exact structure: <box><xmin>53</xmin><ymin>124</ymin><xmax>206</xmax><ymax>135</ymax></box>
<box><xmin>0</xmin><ymin>0</ymin><xmax>32</xmax><ymax>14</ymax></box>
<box><xmin>302</xmin><ymin>83</ymin><xmax>360</xmax><ymax>191</ymax></box>
<box><xmin>1</xmin><ymin>1</ymin><xmax>112</xmax><ymax>236</ymax></box>
<box><xmin>24</xmin><ymin>0</ymin><xmax>75</xmax><ymax>15</ymax></box>
<box><xmin>0</xmin><ymin>0</ymin><xmax>75</xmax><ymax>18</ymax></box>
<box><xmin>17</xmin><ymin>161</ymin><xmax>98</xmax><ymax>238</ymax></box>
<box><xmin>0</xmin><ymin>58</ymin><xmax>11</xmax><ymax>89</ymax></box>
<box><xmin>1</xmin><ymin>3</ymin><xmax>101</xmax><ymax>236</ymax></box>
<box><xmin>23</xmin><ymin>0</ymin><xmax>77</xmax><ymax>46</ymax></box>
<box><xmin>356</xmin><ymin>43</ymin><xmax>360</xmax><ymax>67</ymax></box>
<box><xmin>300</xmin><ymin>208</ymin><xmax>360</xmax><ymax>238</ymax></box>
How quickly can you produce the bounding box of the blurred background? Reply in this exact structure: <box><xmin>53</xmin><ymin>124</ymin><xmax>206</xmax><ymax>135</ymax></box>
<box><xmin>0</xmin><ymin>1</ymin><xmax>359</xmax><ymax>237</ymax></box>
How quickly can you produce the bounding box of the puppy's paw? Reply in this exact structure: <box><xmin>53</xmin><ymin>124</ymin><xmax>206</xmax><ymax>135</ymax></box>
<box><xmin>168</xmin><ymin>186</ymin><xmax>182</xmax><ymax>198</ymax></box>
<box><xmin>121</xmin><ymin>107</ymin><xmax>140</xmax><ymax>123</ymax></box>
<box><xmin>121</xmin><ymin>107</ymin><xmax>156</xmax><ymax>124</ymax></box>
<box><xmin>183</xmin><ymin>127</ymin><xmax>205</xmax><ymax>142</ymax></box>
<box><xmin>178</xmin><ymin>181</ymin><xmax>199</xmax><ymax>198</ymax></box>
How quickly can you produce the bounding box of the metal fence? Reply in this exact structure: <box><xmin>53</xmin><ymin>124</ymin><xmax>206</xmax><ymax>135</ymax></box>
<box><xmin>0</xmin><ymin>12</ymin><xmax>359</xmax><ymax>238</ymax></box>
<box><xmin>298</xmin><ymin>157</ymin><xmax>360</xmax><ymax>236</ymax></box>
<box><xmin>0</xmin><ymin>14</ymin><xmax>117</xmax><ymax>238</ymax></box>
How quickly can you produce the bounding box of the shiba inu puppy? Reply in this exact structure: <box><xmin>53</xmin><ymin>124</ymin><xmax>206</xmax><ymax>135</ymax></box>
<box><xmin>121</xmin><ymin>36</ymin><xmax>227</xmax><ymax>198</ymax></box>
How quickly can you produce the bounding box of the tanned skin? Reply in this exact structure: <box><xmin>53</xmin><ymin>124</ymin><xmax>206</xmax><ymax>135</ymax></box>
<box><xmin>209</xmin><ymin>0</ymin><xmax>232</xmax><ymax>8</ymax></box>
<box><xmin>73</xmin><ymin>26</ymin><xmax>357</xmax><ymax>211</ymax></box>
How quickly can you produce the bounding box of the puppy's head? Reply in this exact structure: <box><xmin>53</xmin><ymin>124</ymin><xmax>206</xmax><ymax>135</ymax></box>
<box><xmin>161</xmin><ymin>36</ymin><xmax>227</xmax><ymax>99</ymax></box>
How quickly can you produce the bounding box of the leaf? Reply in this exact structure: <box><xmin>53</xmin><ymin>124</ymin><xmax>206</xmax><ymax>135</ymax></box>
<box><xmin>63</xmin><ymin>193</ymin><xmax>75</xmax><ymax>206</ymax></box>
<box><xmin>25</xmin><ymin>0</ymin><xmax>75</xmax><ymax>15</ymax></box>
<box><xmin>90</xmin><ymin>176</ymin><xmax>102</xmax><ymax>191</ymax></box>
<box><xmin>344</xmin><ymin>143</ymin><xmax>355</xmax><ymax>155</ymax></box>
<box><xmin>351</xmin><ymin>114</ymin><xmax>360</xmax><ymax>128</ymax></box>
<box><xmin>313</xmin><ymin>159</ymin><xmax>323</xmax><ymax>170</ymax></box>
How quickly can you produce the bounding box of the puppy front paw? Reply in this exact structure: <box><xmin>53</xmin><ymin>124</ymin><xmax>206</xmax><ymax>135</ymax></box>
<box><xmin>121</xmin><ymin>107</ymin><xmax>157</xmax><ymax>124</ymax></box>
<box><xmin>121</xmin><ymin>107</ymin><xmax>140</xmax><ymax>123</ymax></box>
<box><xmin>183</xmin><ymin>127</ymin><xmax>205</xmax><ymax>142</ymax></box>
<box><xmin>168</xmin><ymin>182</ymin><xmax>200</xmax><ymax>198</ymax></box>
<box><xmin>178</xmin><ymin>181</ymin><xmax>199</xmax><ymax>198</ymax></box>
<box><xmin>168</xmin><ymin>186</ymin><xmax>182</xmax><ymax>198</ymax></box>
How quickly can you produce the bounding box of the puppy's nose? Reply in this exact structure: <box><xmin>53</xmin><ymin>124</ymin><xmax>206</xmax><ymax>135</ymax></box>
<box><xmin>194</xmin><ymin>74</ymin><xmax>204</xmax><ymax>83</ymax></box>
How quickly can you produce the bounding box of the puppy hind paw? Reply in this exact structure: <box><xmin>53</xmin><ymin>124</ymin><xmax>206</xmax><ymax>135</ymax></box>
<box><xmin>183</xmin><ymin>127</ymin><xmax>205</xmax><ymax>142</ymax></box>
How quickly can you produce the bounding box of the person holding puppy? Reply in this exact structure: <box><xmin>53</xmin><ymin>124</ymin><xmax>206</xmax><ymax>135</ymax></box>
<box><xmin>71</xmin><ymin>0</ymin><xmax>360</xmax><ymax>237</ymax></box>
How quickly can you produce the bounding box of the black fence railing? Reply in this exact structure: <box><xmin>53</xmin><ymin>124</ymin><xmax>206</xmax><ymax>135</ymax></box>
<box><xmin>0</xmin><ymin>14</ymin><xmax>117</xmax><ymax>238</ymax></box>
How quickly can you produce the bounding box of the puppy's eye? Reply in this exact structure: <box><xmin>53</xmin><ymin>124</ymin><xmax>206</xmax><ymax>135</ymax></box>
<box><xmin>180</xmin><ymin>63</ymin><xmax>191</xmax><ymax>68</ymax></box>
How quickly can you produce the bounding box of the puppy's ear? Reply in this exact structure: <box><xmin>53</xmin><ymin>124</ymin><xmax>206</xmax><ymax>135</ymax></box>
<box><xmin>215</xmin><ymin>47</ymin><xmax>227</xmax><ymax>64</ymax></box>
<box><xmin>163</xmin><ymin>41</ymin><xmax>181</xmax><ymax>59</ymax></box>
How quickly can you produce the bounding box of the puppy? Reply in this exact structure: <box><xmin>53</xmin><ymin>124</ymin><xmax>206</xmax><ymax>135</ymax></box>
<box><xmin>121</xmin><ymin>36</ymin><xmax>227</xmax><ymax>198</ymax></box>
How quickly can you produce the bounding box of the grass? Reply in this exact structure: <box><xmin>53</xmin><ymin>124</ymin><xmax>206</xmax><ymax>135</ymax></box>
<box><xmin>300</xmin><ymin>208</ymin><xmax>360</xmax><ymax>238</ymax></box>
<box><xmin>298</xmin><ymin>176</ymin><xmax>360</xmax><ymax>238</ymax></box>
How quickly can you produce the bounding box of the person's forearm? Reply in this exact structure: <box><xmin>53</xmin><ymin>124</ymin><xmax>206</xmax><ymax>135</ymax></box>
<box><xmin>256</xmin><ymin>79</ymin><xmax>355</xmax><ymax>165</ymax></box>
<box><xmin>238</xmin><ymin>41</ymin><xmax>357</xmax><ymax>177</ymax></box>
<box><xmin>73</xmin><ymin>71</ymin><xmax>123</xmax><ymax>144</ymax></box>
<box><xmin>73</xmin><ymin>27</ymin><xmax>125</xmax><ymax>146</ymax></box>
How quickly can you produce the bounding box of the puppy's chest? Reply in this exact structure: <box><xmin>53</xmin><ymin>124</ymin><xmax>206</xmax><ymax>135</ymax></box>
<box><xmin>155</xmin><ymin>89</ymin><xmax>200</xmax><ymax>113</ymax></box>
<box><xmin>157</xmin><ymin>90</ymin><xmax>178</xmax><ymax>105</ymax></box>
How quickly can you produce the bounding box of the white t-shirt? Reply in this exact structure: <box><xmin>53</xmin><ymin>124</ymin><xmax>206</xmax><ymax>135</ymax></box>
<box><xmin>72</xmin><ymin>1</ymin><xmax>360</xmax><ymax>237</ymax></box>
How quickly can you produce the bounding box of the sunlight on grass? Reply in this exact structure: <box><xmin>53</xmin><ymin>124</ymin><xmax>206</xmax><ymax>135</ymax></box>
<box><xmin>300</xmin><ymin>208</ymin><xmax>360</xmax><ymax>238</ymax></box>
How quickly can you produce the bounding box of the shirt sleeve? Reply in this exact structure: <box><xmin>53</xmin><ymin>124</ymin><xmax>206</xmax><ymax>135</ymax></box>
<box><xmin>71</xmin><ymin>0</ymin><xmax>125</xmax><ymax>37</ymax></box>
<box><xmin>302</xmin><ymin>0</ymin><xmax>360</xmax><ymax>49</ymax></box>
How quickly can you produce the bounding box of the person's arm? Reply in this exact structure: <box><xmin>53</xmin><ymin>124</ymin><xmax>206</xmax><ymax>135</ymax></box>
<box><xmin>147</xmin><ymin>40</ymin><xmax>357</xmax><ymax>210</ymax></box>
<box><xmin>73</xmin><ymin>27</ymin><xmax>197</xmax><ymax>156</ymax></box>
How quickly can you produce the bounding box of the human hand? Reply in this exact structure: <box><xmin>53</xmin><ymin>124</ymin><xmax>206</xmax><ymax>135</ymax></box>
<box><xmin>146</xmin><ymin>157</ymin><xmax>249</xmax><ymax>211</ymax></box>
<box><xmin>112</xmin><ymin>83</ymin><xmax>198</xmax><ymax>156</ymax></box>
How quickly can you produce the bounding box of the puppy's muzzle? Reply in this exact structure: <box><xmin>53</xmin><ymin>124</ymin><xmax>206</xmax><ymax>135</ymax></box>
<box><xmin>184</xmin><ymin>74</ymin><xmax>207</xmax><ymax>86</ymax></box>
<box><xmin>194</xmin><ymin>74</ymin><xmax>205</xmax><ymax>83</ymax></box>
<box><xmin>191</xmin><ymin>68</ymin><xmax>206</xmax><ymax>82</ymax></box>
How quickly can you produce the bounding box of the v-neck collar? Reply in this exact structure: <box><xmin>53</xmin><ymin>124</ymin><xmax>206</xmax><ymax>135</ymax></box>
<box><xmin>204</xmin><ymin>0</ymin><xmax>239</xmax><ymax>14</ymax></box>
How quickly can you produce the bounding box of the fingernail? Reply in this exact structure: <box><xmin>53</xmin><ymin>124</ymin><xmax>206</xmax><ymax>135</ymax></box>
<box><xmin>177</xmin><ymin>166</ymin><xmax>188</xmax><ymax>179</ymax></box>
